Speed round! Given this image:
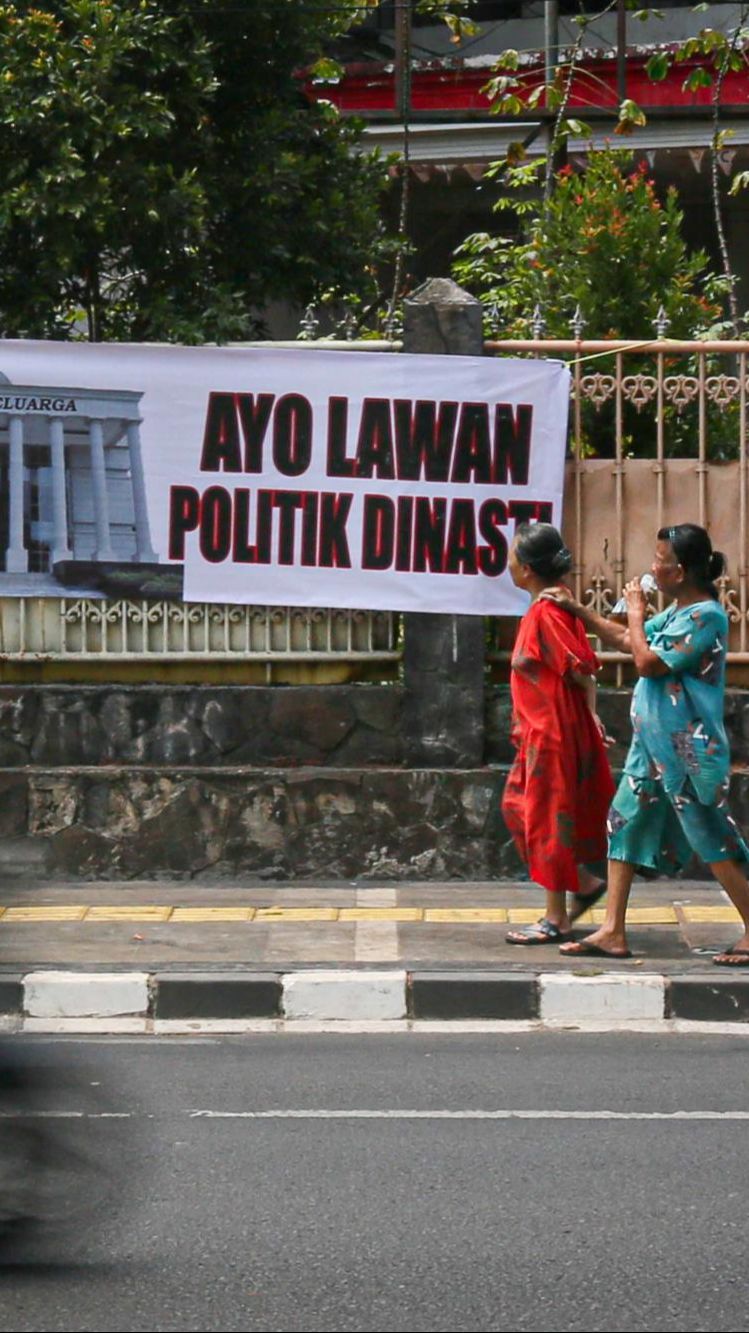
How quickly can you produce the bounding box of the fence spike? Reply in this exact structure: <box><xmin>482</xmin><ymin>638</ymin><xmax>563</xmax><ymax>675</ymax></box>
<box><xmin>531</xmin><ymin>304</ymin><xmax>546</xmax><ymax>339</ymax></box>
<box><xmin>299</xmin><ymin>303</ymin><xmax>320</xmax><ymax>341</ymax></box>
<box><xmin>654</xmin><ymin>305</ymin><xmax>671</xmax><ymax>338</ymax></box>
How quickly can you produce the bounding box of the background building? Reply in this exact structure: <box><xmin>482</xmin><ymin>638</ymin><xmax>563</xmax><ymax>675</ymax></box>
<box><xmin>309</xmin><ymin>1</ymin><xmax>749</xmax><ymax>311</ymax></box>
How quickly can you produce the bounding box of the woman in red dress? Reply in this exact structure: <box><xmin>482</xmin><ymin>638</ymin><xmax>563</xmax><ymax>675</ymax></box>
<box><xmin>503</xmin><ymin>524</ymin><xmax>615</xmax><ymax>944</ymax></box>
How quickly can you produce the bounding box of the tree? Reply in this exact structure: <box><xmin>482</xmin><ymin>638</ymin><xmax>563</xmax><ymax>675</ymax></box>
<box><xmin>454</xmin><ymin>149</ymin><xmax>738</xmax><ymax>459</ymax></box>
<box><xmin>0</xmin><ymin>0</ymin><xmax>399</xmax><ymax>342</ymax></box>
<box><xmin>453</xmin><ymin>148</ymin><xmax>727</xmax><ymax>339</ymax></box>
<box><xmin>468</xmin><ymin>1</ymin><xmax>749</xmax><ymax>332</ymax></box>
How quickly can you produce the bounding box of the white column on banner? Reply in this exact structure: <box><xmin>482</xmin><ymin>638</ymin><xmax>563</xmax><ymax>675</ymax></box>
<box><xmin>6</xmin><ymin>415</ymin><xmax>27</xmax><ymax>573</ymax></box>
<box><xmin>88</xmin><ymin>418</ymin><xmax>115</xmax><ymax>561</ymax></box>
<box><xmin>126</xmin><ymin>421</ymin><xmax>157</xmax><ymax>562</ymax></box>
<box><xmin>48</xmin><ymin>417</ymin><xmax>72</xmax><ymax>565</ymax></box>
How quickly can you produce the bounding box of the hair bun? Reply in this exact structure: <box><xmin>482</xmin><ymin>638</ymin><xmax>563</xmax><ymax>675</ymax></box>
<box><xmin>551</xmin><ymin>547</ymin><xmax>573</xmax><ymax>574</ymax></box>
<box><xmin>708</xmin><ymin>550</ymin><xmax>726</xmax><ymax>580</ymax></box>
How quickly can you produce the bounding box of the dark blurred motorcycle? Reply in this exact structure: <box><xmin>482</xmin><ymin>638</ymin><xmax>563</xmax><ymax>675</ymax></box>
<box><xmin>0</xmin><ymin>1040</ymin><xmax>114</xmax><ymax>1255</ymax></box>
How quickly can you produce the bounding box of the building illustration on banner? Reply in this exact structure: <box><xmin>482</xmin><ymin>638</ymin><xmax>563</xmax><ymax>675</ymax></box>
<box><xmin>0</xmin><ymin>370</ymin><xmax>158</xmax><ymax>593</ymax></box>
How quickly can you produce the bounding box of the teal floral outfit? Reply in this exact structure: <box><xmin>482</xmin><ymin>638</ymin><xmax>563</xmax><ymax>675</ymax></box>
<box><xmin>608</xmin><ymin>599</ymin><xmax>749</xmax><ymax>872</ymax></box>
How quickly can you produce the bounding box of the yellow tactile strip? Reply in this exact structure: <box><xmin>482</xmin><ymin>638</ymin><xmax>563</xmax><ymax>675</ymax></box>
<box><xmin>0</xmin><ymin>904</ymin><xmax>739</xmax><ymax>924</ymax></box>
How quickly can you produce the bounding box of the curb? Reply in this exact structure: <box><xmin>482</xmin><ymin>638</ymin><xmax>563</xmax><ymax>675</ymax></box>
<box><xmin>2</xmin><ymin>968</ymin><xmax>749</xmax><ymax>1028</ymax></box>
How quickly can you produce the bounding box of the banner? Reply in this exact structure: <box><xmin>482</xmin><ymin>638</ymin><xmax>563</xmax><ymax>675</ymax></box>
<box><xmin>0</xmin><ymin>342</ymin><xmax>569</xmax><ymax>614</ymax></box>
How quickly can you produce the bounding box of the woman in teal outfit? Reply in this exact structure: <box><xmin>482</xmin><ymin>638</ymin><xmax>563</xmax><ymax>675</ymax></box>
<box><xmin>543</xmin><ymin>523</ymin><xmax>749</xmax><ymax>964</ymax></box>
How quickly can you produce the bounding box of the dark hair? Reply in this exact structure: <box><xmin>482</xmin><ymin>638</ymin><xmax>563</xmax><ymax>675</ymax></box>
<box><xmin>657</xmin><ymin>523</ymin><xmax>725</xmax><ymax>600</ymax></box>
<box><xmin>514</xmin><ymin>522</ymin><xmax>573</xmax><ymax>581</ymax></box>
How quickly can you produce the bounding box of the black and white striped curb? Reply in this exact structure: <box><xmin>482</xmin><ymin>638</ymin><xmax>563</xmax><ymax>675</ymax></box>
<box><xmin>1</xmin><ymin>969</ymin><xmax>749</xmax><ymax>1028</ymax></box>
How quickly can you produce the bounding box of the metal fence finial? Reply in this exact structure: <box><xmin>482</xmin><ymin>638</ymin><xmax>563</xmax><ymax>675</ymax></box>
<box><xmin>571</xmin><ymin>304</ymin><xmax>586</xmax><ymax>339</ymax></box>
<box><xmin>531</xmin><ymin>304</ymin><xmax>546</xmax><ymax>339</ymax></box>
<box><xmin>299</xmin><ymin>304</ymin><xmax>320</xmax><ymax>341</ymax></box>
<box><xmin>654</xmin><ymin>305</ymin><xmax>671</xmax><ymax>339</ymax></box>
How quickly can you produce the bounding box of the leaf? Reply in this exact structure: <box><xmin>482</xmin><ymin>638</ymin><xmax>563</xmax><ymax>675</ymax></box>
<box><xmin>492</xmin><ymin>94</ymin><xmax>525</xmax><ymax>116</ymax></box>
<box><xmin>646</xmin><ymin>52</ymin><xmax>670</xmax><ymax>81</ymax></box>
<box><xmin>562</xmin><ymin>118</ymin><xmax>592</xmax><ymax>138</ymax></box>
<box><xmin>484</xmin><ymin>74</ymin><xmax>519</xmax><ymax>98</ymax></box>
<box><xmin>309</xmin><ymin>57</ymin><xmax>343</xmax><ymax>84</ymax></box>
<box><xmin>497</xmin><ymin>48</ymin><xmax>520</xmax><ymax>71</ymax></box>
<box><xmin>683</xmin><ymin>67</ymin><xmax>714</xmax><ymax>91</ymax></box>
<box><xmin>445</xmin><ymin>15</ymin><xmax>480</xmax><ymax>42</ymax></box>
<box><xmin>729</xmin><ymin>170</ymin><xmax>749</xmax><ymax>196</ymax></box>
<box><xmin>615</xmin><ymin>99</ymin><xmax>648</xmax><ymax>134</ymax></box>
<box><xmin>505</xmin><ymin>141</ymin><xmax>527</xmax><ymax>166</ymax></box>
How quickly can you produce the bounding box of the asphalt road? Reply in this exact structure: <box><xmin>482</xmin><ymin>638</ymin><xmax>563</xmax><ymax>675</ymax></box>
<box><xmin>0</xmin><ymin>1032</ymin><xmax>747</xmax><ymax>1333</ymax></box>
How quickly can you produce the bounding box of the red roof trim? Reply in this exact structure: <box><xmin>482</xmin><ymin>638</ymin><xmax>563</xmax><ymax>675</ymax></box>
<box><xmin>305</xmin><ymin>54</ymin><xmax>749</xmax><ymax>113</ymax></box>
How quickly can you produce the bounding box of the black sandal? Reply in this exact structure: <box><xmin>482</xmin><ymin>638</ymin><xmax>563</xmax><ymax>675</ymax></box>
<box><xmin>506</xmin><ymin>917</ymin><xmax>574</xmax><ymax>946</ymax></box>
<box><xmin>569</xmin><ymin>880</ymin><xmax>607</xmax><ymax>924</ymax></box>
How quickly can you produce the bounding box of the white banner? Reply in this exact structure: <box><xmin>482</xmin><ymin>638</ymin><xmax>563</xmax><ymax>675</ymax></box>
<box><xmin>0</xmin><ymin>342</ymin><xmax>569</xmax><ymax>614</ymax></box>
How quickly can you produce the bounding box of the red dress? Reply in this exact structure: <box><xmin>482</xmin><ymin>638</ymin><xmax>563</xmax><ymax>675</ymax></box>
<box><xmin>501</xmin><ymin>598</ymin><xmax>615</xmax><ymax>893</ymax></box>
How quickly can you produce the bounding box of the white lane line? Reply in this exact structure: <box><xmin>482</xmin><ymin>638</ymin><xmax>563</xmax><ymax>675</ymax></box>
<box><xmin>3</xmin><ymin>1108</ymin><xmax>748</xmax><ymax>1122</ymax></box>
<box><xmin>186</xmin><ymin>1108</ymin><xmax>749</xmax><ymax>1121</ymax></box>
<box><xmin>0</xmin><ymin>1111</ymin><xmax>137</xmax><ymax>1120</ymax></box>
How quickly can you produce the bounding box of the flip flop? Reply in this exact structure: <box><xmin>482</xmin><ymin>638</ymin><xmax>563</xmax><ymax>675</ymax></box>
<box><xmin>506</xmin><ymin>917</ymin><xmax>574</xmax><ymax>946</ymax></box>
<box><xmin>713</xmin><ymin>946</ymin><xmax>749</xmax><ymax>967</ymax></box>
<box><xmin>559</xmin><ymin>939</ymin><xmax>633</xmax><ymax>960</ymax></box>
<box><xmin>569</xmin><ymin>880</ymin><xmax>607</xmax><ymax>923</ymax></box>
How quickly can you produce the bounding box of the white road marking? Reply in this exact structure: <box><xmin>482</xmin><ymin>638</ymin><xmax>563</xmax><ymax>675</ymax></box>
<box><xmin>10</xmin><ymin>1018</ymin><xmax>749</xmax><ymax>1036</ymax></box>
<box><xmin>2</xmin><ymin>1106</ymin><xmax>748</xmax><ymax>1121</ymax></box>
<box><xmin>186</xmin><ymin>1108</ymin><xmax>749</xmax><ymax>1121</ymax></box>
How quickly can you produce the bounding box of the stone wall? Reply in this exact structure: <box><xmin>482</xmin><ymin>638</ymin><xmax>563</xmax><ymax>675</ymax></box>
<box><xmin>2</xmin><ymin>682</ymin><xmax>749</xmax><ymax>881</ymax></box>
<box><xmin>3</xmin><ymin>761</ymin><xmax>749</xmax><ymax>882</ymax></box>
<box><xmin>11</xmin><ymin>683</ymin><xmax>749</xmax><ymax>771</ymax></box>
<box><xmin>0</xmin><ymin>766</ymin><xmax>520</xmax><ymax>881</ymax></box>
<box><xmin>0</xmin><ymin>685</ymin><xmax>405</xmax><ymax>769</ymax></box>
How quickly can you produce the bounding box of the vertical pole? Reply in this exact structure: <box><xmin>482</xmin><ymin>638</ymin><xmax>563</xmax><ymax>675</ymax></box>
<box><xmin>617</xmin><ymin>0</ymin><xmax>627</xmax><ymax>105</ymax></box>
<box><xmin>401</xmin><ymin>278</ymin><xmax>486</xmax><ymax>767</ymax></box>
<box><xmin>545</xmin><ymin>0</ymin><xmax>559</xmax><ymax>87</ymax></box>
<box><xmin>614</xmin><ymin>350</ymin><xmax>625</xmax><ymax>686</ymax></box>
<box><xmin>394</xmin><ymin>0</ymin><xmax>411</xmax><ymax>120</ymax></box>
<box><xmin>698</xmin><ymin>352</ymin><xmax>707</xmax><ymax>528</ymax></box>
<box><xmin>740</xmin><ymin>351</ymin><xmax>747</xmax><ymax>655</ymax></box>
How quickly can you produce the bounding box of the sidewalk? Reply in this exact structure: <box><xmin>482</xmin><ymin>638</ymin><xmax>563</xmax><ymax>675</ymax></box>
<box><xmin>1</xmin><ymin>878</ymin><xmax>748</xmax><ymax>1029</ymax></box>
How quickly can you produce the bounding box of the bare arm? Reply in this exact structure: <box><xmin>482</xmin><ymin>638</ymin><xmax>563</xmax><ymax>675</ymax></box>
<box><xmin>626</xmin><ymin>601</ymin><xmax>669</xmax><ymax>677</ymax></box>
<box><xmin>569</xmin><ymin>667</ymin><xmax>614</xmax><ymax>746</ymax></box>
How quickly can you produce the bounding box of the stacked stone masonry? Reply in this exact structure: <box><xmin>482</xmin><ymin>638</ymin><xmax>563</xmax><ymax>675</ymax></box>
<box><xmin>2</xmin><ymin>684</ymin><xmax>749</xmax><ymax>881</ymax></box>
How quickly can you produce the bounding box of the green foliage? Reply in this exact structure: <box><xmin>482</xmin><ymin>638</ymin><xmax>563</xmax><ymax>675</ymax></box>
<box><xmin>0</xmin><ymin>0</ymin><xmax>396</xmax><ymax>342</ymax></box>
<box><xmin>453</xmin><ymin>149</ymin><xmax>741</xmax><ymax>460</ymax></box>
<box><xmin>453</xmin><ymin>149</ymin><xmax>727</xmax><ymax>341</ymax></box>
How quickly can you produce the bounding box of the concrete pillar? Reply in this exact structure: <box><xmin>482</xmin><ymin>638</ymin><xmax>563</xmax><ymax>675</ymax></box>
<box><xmin>401</xmin><ymin>278</ymin><xmax>486</xmax><ymax>767</ymax></box>
<box><xmin>5</xmin><ymin>416</ymin><xmax>27</xmax><ymax>573</ymax></box>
